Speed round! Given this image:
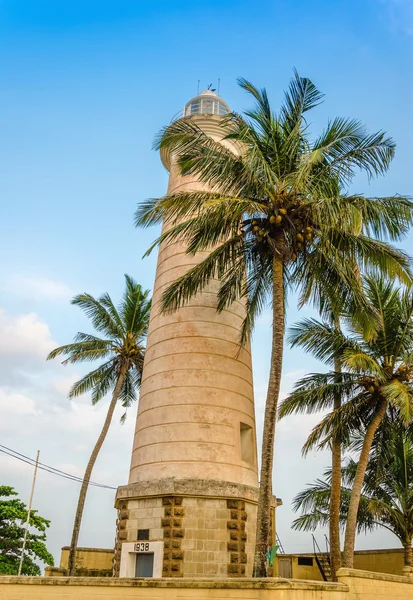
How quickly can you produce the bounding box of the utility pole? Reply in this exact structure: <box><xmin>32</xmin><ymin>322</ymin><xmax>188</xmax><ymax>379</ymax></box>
<box><xmin>18</xmin><ymin>450</ymin><xmax>40</xmax><ymax>576</ymax></box>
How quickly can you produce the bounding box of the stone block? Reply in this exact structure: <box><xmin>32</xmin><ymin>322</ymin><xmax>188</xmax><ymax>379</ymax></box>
<box><xmin>240</xmin><ymin>552</ymin><xmax>247</xmax><ymax>564</ymax></box>
<box><xmin>184</xmin><ymin>562</ymin><xmax>196</xmax><ymax>574</ymax></box>
<box><xmin>181</xmin><ymin>539</ymin><xmax>195</xmax><ymax>551</ymax></box>
<box><xmin>227</xmin><ymin>521</ymin><xmax>239</xmax><ymax>530</ymax></box>
<box><xmin>205</xmin><ymin>563</ymin><xmax>218</xmax><ymax>575</ymax></box>
<box><xmin>214</xmin><ymin>529</ymin><xmax>228</xmax><ymax>541</ymax></box>
<box><xmin>161</xmin><ymin>518</ymin><xmax>171</xmax><ymax>528</ymax></box>
<box><xmin>227</xmin><ymin>542</ymin><xmax>238</xmax><ymax>552</ymax></box>
<box><xmin>173</xmin><ymin>518</ymin><xmax>182</xmax><ymax>527</ymax></box>
<box><xmin>205</xmin><ymin>540</ymin><xmax>219</xmax><ymax>551</ymax></box>
<box><xmin>172</xmin><ymin>550</ymin><xmax>184</xmax><ymax>560</ymax></box>
<box><xmin>150</xmin><ymin>528</ymin><xmax>163</xmax><ymax>540</ymax></box>
<box><xmin>216</xmin><ymin>509</ymin><xmax>228</xmax><ymax>519</ymax></box>
<box><xmin>171</xmin><ymin>562</ymin><xmax>180</xmax><ymax>572</ymax></box>
<box><xmin>240</xmin><ymin>531</ymin><xmax>247</xmax><ymax>541</ymax></box>
<box><xmin>196</xmin><ymin>540</ymin><xmax>204</xmax><ymax>550</ymax></box>
<box><xmin>172</xmin><ymin>540</ymin><xmax>180</xmax><ymax>549</ymax></box>
<box><xmin>174</xmin><ymin>507</ymin><xmax>185</xmax><ymax>517</ymax></box>
<box><xmin>174</xmin><ymin>497</ymin><xmax>183</xmax><ymax>506</ymax></box>
<box><xmin>230</xmin><ymin>510</ymin><xmax>239</xmax><ymax>520</ymax></box>
<box><xmin>163</xmin><ymin>550</ymin><xmax>170</xmax><ymax>560</ymax></box>
<box><xmin>184</xmin><ymin>497</ymin><xmax>198</xmax><ymax>507</ymax></box>
<box><xmin>142</xmin><ymin>498</ymin><xmax>162</xmax><ymax>508</ymax></box>
<box><xmin>239</xmin><ymin>542</ymin><xmax>245</xmax><ymax>552</ymax></box>
<box><xmin>240</xmin><ymin>511</ymin><xmax>247</xmax><ymax>521</ymax></box>
<box><xmin>164</xmin><ymin>508</ymin><xmax>172</xmax><ymax>517</ymax></box>
<box><xmin>162</xmin><ymin>497</ymin><xmax>174</xmax><ymax>506</ymax></box>
<box><xmin>163</xmin><ymin>529</ymin><xmax>171</xmax><ymax>538</ymax></box>
<box><xmin>169</xmin><ymin>570</ymin><xmax>183</xmax><ymax>577</ymax></box>
<box><xmin>195</xmin><ymin>551</ymin><xmax>207</xmax><ymax>562</ymax></box>
<box><xmin>240</xmin><ymin>565</ymin><xmax>246</xmax><ymax>575</ymax></box>
<box><xmin>183</xmin><ymin>518</ymin><xmax>197</xmax><ymax>528</ymax></box>
<box><xmin>172</xmin><ymin>529</ymin><xmax>184</xmax><ymax>538</ymax></box>
<box><xmin>231</xmin><ymin>553</ymin><xmax>239</xmax><ymax>563</ymax></box>
<box><xmin>230</xmin><ymin>531</ymin><xmax>238</xmax><ymax>541</ymax></box>
<box><xmin>228</xmin><ymin>564</ymin><xmax>240</xmax><ymax>574</ymax></box>
<box><xmin>118</xmin><ymin>530</ymin><xmax>127</xmax><ymax>540</ymax></box>
<box><xmin>164</xmin><ymin>540</ymin><xmax>171</xmax><ymax>549</ymax></box>
<box><xmin>119</xmin><ymin>509</ymin><xmax>129</xmax><ymax>520</ymax></box>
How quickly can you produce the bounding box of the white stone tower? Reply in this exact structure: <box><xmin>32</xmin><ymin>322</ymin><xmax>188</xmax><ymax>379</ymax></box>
<box><xmin>115</xmin><ymin>90</ymin><xmax>261</xmax><ymax>579</ymax></box>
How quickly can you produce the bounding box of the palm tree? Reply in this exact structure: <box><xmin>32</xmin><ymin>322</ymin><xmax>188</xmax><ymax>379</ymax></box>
<box><xmin>135</xmin><ymin>71</ymin><xmax>413</xmax><ymax>576</ymax></box>
<box><xmin>47</xmin><ymin>275</ymin><xmax>151</xmax><ymax>576</ymax></box>
<box><xmin>292</xmin><ymin>420</ymin><xmax>413</xmax><ymax>568</ymax></box>
<box><xmin>279</xmin><ymin>276</ymin><xmax>413</xmax><ymax>568</ymax></box>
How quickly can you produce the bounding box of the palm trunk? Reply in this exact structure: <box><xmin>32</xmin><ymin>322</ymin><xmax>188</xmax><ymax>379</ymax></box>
<box><xmin>342</xmin><ymin>399</ymin><xmax>387</xmax><ymax>568</ymax></box>
<box><xmin>329</xmin><ymin>354</ymin><xmax>342</xmax><ymax>581</ymax></box>
<box><xmin>329</xmin><ymin>313</ymin><xmax>343</xmax><ymax>581</ymax></box>
<box><xmin>67</xmin><ymin>364</ymin><xmax>128</xmax><ymax>576</ymax></box>
<box><xmin>253</xmin><ymin>257</ymin><xmax>284</xmax><ymax>578</ymax></box>
<box><xmin>404</xmin><ymin>541</ymin><xmax>412</xmax><ymax>567</ymax></box>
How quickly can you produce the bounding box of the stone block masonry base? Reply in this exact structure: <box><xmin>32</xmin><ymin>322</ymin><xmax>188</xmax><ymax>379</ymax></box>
<box><xmin>114</xmin><ymin>479</ymin><xmax>274</xmax><ymax>578</ymax></box>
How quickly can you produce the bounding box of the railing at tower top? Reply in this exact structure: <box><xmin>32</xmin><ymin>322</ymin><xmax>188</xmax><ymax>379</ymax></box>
<box><xmin>169</xmin><ymin>99</ymin><xmax>229</xmax><ymax>123</ymax></box>
<box><xmin>312</xmin><ymin>534</ymin><xmax>332</xmax><ymax>581</ymax></box>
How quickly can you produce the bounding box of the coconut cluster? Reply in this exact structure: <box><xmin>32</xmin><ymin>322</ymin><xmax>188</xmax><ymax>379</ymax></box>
<box><xmin>360</xmin><ymin>376</ymin><xmax>380</xmax><ymax>394</ymax></box>
<box><xmin>245</xmin><ymin>202</ymin><xmax>315</xmax><ymax>262</ymax></box>
<box><xmin>395</xmin><ymin>365</ymin><xmax>413</xmax><ymax>383</ymax></box>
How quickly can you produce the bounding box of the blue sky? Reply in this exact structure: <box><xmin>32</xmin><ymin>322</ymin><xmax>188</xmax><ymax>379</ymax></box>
<box><xmin>0</xmin><ymin>0</ymin><xmax>412</xmax><ymax>566</ymax></box>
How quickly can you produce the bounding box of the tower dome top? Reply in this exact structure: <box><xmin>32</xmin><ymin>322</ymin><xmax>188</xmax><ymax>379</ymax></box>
<box><xmin>184</xmin><ymin>89</ymin><xmax>230</xmax><ymax>118</ymax></box>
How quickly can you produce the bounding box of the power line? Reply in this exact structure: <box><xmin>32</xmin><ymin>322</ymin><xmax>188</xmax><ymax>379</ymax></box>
<box><xmin>0</xmin><ymin>445</ymin><xmax>116</xmax><ymax>490</ymax></box>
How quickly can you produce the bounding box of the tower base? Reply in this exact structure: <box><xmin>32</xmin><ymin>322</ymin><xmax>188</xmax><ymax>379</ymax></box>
<box><xmin>114</xmin><ymin>479</ymin><xmax>275</xmax><ymax>578</ymax></box>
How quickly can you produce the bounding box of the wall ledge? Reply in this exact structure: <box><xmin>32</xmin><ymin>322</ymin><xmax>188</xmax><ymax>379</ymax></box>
<box><xmin>337</xmin><ymin>567</ymin><xmax>413</xmax><ymax>584</ymax></box>
<box><xmin>0</xmin><ymin>576</ymin><xmax>348</xmax><ymax>591</ymax></box>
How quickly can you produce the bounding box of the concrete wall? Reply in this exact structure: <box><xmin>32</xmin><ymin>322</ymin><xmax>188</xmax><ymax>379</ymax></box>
<box><xmin>0</xmin><ymin>575</ymin><xmax>348</xmax><ymax>600</ymax></box>
<box><xmin>1</xmin><ymin>569</ymin><xmax>412</xmax><ymax>600</ymax></box>
<box><xmin>338</xmin><ymin>567</ymin><xmax>413</xmax><ymax>600</ymax></box>
<box><xmin>353</xmin><ymin>548</ymin><xmax>405</xmax><ymax>576</ymax></box>
<box><xmin>276</xmin><ymin>548</ymin><xmax>407</xmax><ymax>581</ymax></box>
<box><xmin>44</xmin><ymin>546</ymin><xmax>114</xmax><ymax>577</ymax></box>
<box><xmin>59</xmin><ymin>547</ymin><xmax>113</xmax><ymax>571</ymax></box>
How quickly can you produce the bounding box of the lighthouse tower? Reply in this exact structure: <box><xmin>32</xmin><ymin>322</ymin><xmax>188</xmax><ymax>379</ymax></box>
<box><xmin>115</xmin><ymin>90</ymin><xmax>261</xmax><ymax>579</ymax></box>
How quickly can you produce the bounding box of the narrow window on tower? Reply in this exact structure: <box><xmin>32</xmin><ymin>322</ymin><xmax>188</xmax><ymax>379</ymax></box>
<box><xmin>240</xmin><ymin>422</ymin><xmax>254</xmax><ymax>464</ymax></box>
<box><xmin>137</xmin><ymin>529</ymin><xmax>149</xmax><ymax>541</ymax></box>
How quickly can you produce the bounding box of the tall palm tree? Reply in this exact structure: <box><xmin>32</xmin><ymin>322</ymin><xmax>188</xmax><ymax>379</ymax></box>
<box><xmin>292</xmin><ymin>420</ymin><xmax>413</xmax><ymax>568</ymax></box>
<box><xmin>47</xmin><ymin>275</ymin><xmax>151</xmax><ymax>576</ymax></box>
<box><xmin>135</xmin><ymin>72</ymin><xmax>413</xmax><ymax>576</ymax></box>
<box><xmin>279</xmin><ymin>277</ymin><xmax>413</xmax><ymax>568</ymax></box>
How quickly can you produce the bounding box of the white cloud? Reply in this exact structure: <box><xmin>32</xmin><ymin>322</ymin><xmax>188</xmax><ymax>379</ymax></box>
<box><xmin>0</xmin><ymin>389</ymin><xmax>38</xmax><ymax>416</ymax></box>
<box><xmin>0</xmin><ymin>308</ymin><xmax>55</xmax><ymax>359</ymax></box>
<box><xmin>3</xmin><ymin>275</ymin><xmax>74</xmax><ymax>301</ymax></box>
<box><xmin>0</xmin><ymin>307</ymin><xmax>58</xmax><ymax>386</ymax></box>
